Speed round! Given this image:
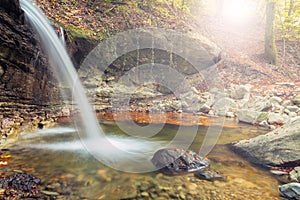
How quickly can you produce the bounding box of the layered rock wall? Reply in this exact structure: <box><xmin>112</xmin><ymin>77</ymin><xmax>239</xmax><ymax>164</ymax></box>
<box><xmin>0</xmin><ymin>0</ymin><xmax>61</xmax><ymax>142</ymax></box>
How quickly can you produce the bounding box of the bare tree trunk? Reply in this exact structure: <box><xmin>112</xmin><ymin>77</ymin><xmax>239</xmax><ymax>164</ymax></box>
<box><xmin>288</xmin><ymin>0</ymin><xmax>294</xmax><ymax>16</ymax></box>
<box><xmin>265</xmin><ymin>1</ymin><xmax>278</xmax><ymax>65</ymax></box>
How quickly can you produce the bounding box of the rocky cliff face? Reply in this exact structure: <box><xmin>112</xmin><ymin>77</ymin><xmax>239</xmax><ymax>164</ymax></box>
<box><xmin>0</xmin><ymin>0</ymin><xmax>60</xmax><ymax>105</ymax></box>
<box><xmin>0</xmin><ymin>0</ymin><xmax>61</xmax><ymax>141</ymax></box>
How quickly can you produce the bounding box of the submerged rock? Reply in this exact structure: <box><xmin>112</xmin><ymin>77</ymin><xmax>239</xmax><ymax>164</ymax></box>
<box><xmin>0</xmin><ymin>172</ymin><xmax>42</xmax><ymax>198</ymax></box>
<box><xmin>194</xmin><ymin>169</ymin><xmax>226</xmax><ymax>182</ymax></box>
<box><xmin>151</xmin><ymin>148</ymin><xmax>209</xmax><ymax>175</ymax></box>
<box><xmin>279</xmin><ymin>182</ymin><xmax>300</xmax><ymax>200</ymax></box>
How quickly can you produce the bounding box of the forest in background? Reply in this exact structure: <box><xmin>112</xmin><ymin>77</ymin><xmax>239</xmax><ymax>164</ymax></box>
<box><xmin>35</xmin><ymin>0</ymin><xmax>299</xmax><ymax>69</ymax></box>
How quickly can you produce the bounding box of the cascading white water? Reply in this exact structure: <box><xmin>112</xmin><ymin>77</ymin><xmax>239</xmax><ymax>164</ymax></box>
<box><xmin>59</xmin><ymin>26</ymin><xmax>65</xmax><ymax>46</ymax></box>
<box><xmin>20</xmin><ymin>0</ymin><xmax>163</xmax><ymax>172</ymax></box>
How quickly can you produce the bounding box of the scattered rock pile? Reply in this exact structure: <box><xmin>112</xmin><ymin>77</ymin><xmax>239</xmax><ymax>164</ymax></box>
<box><xmin>0</xmin><ymin>172</ymin><xmax>42</xmax><ymax>199</ymax></box>
<box><xmin>126</xmin><ymin>83</ymin><xmax>300</xmax><ymax>129</ymax></box>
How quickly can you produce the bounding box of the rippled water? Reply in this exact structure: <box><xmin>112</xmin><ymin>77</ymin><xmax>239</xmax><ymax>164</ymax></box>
<box><xmin>2</xmin><ymin>119</ymin><xmax>282</xmax><ymax>200</ymax></box>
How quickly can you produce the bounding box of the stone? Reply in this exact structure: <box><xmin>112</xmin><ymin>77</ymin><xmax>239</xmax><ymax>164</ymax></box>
<box><xmin>151</xmin><ymin>148</ymin><xmax>209</xmax><ymax>175</ymax></box>
<box><xmin>290</xmin><ymin>167</ymin><xmax>300</xmax><ymax>182</ymax></box>
<box><xmin>228</xmin><ymin>84</ymin><xmax>251</xmax><ymax>100</ymax></box>
<box><xmin>194</xmin><ymin>170</ymin><xmax>226</xmax><ymax>182</ymax></box>
<box><xmin>286</xmin><ymin>106</ymin><xmax>299</xmax><ymax>113</ymax></box>
<box><xmin>208</xmin><ymin>110</ymin><xmax>215</xmax><ymax>116</ymax></box>
<box><xmin>226</xmin><ymin>111</ymin><xmax>235</xmax><ymax>118</ymax></box>
<box><xmin>96</xmin><ymin>169</ymin><xmax>111</xmax><ymax>182</ymax></box>
<box><xmin>199</xmin><ymin>103</ymin><xmax>211</xmax><ymax>113</ymax></box>
<box><xmin>289</xmin><ymin>112</ymin><xmax>298</xmax><ymax>117</ymax></box>
<box><xmin>212</xmin><ymin>97</ymin><xmax>237</xmax><ymax>116</ymax></box>
<box><xmin>237</xmin><ymin>109</ymin><xmax>264</xmax><ymax>124</ymax></box>
<box><xmin>141</xmin><ymin>192</ymin><xmax>150</xmax><ymax>197</ymax></box>
<box><xmin>191</xmin><ymin>87</ymin><xmax>199</xmax><ymax>94</ymax></box>
<box><xmin>259</xmin><ymin>120</ymin><xmax>269</xmax><ymax>128</ymax></box>
<box><xmin>269</xmin><ymin>125</ymin><xmax>277</xmax><ymax>130</ymax></box>
<box><xmin>183</xmin><ymin>182</ymin><xmax>198</xmax><ymax>191</ymax></box>
<box><xmin>275</xmin><ymin>82</ymin><xmax>295</xmax><ymax>87</ymax></box>
<box><xmin>279</xmin><ymin>183</ymin><xmax>300</xmax><ymax>200</ymax></box>
<box><xmin>267</xmin><ymin>112</ymin><xmax>289</xmax><ymax>125</ymax></box>
<box><xmin>244</xmin><ymin>97</ymin><xmax>272</xmax><ymax>112</ymax></box>
<box><xmin>283</xmin><ymin>100</ymin><xmax>293</xmax><ymax>107</ymax></box>
<box><xmin>272</xmin><ymin>104</ymin><xmax>284</xmax><ymax>113</ymax></box>
<box><xmin>41</xmin><ymin>190</ymin><xmax>60</xmax><ymax>196</ymax></box>
<box><xmin>232</xmin><ymin>117</ymin><xmax>300</xmax><ymax>166</ymax></box>
<box><xmin>237</xmin><ymin>99</ymin><xmax>249</xmax><ymax>108</ymax></box>
<box><xmin>269</xmin><ymin>96</ymin><xmax>283</xmax><ymax>104</ymax></box>
<box><xmin>284</xmin><ymin>109</ymin><xmax>291</xmax><ymax>115</ymax></box>
<box><xmin>293</xmin><ymin>96</ymin><xmax>300</xmax><ymax>106</ymax></box>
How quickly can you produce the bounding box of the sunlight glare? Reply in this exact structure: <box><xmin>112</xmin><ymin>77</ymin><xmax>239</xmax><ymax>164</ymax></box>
<box><xmin>221</xmin><ymin>0</ymin><xmax>255</xmax><ymax>25</ymax></box>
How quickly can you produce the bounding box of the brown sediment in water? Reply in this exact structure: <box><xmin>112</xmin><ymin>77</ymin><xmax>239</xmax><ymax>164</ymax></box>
<box><xmin>57</xmin><ymin>111</ymin><xmax>240</xmax><ymax>128</ymax></box>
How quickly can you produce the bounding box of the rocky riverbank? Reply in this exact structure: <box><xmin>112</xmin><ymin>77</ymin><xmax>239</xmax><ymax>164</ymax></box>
<box><xmin>126</xmin><ymin>82</ymin><xmax>300</xmax><ymax>128</ymax></box>
<box><xmin>231</xmin><ymin>116</ymin><xmax>300</xmax><ymax>199</ymax></box>
<box><xmin>0</xmin><ymin>103</ymin><xmax>74</xmax><ymax>145</ymax></box>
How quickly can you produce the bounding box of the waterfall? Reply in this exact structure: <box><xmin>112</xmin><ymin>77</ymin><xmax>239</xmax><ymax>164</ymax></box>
<box><xmin>20</xmin><ymin>0</ymin><xmax>162</xmax><ymax>173</ymax></box>
<box><xmin>59</xmin><ymin>26</ymin><xmax>66</xmax><ymax>46</ymax></box>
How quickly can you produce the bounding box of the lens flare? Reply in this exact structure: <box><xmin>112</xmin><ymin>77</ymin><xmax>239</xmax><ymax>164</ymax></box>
<box><xmin>222</xmin><ymin>0</ymin><xmax>255</xmax><ymax>24</ymax></box>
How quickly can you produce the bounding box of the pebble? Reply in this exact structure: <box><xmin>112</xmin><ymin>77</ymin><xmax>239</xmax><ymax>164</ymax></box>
<box><xmin>183</xmin><ymin>182</ymin><xmax>198</xmax><ymax>191</ymax></box>
<box><xmin>96</xmin><ymin>169</ymin><xmax>112</xmax><ymax>182</ymax></box>
<box><xmin>141</xmin><ymin>191</ymin><xmax>150</xmax><ymax>197</ymax></box>
<box><xmin>41</xmin><ymin>190</ymin><xmax>60</xmax><ymax>196</ymax></box>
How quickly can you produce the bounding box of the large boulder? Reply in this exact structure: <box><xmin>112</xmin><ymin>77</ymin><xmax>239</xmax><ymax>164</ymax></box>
<box><xmin>267</xmin><ymin>112</ymin><xmax>289</xmax><ymax>125</ymax></box>
<box><xmin>79</xmin><ymin>28</ymin><xmax>222</xmax><ymax>105</ymax></box>
<box><xmin>279</xmin><ymin>183</ymin><xmax>300</xmax><ymax>200</ymax></box>
<box><xmin>243</xmin><ymin>96</ymin><xmax>272</xmax><ymax>112</ymax></box>
<box><xmin>237</xmin><ymin>109</ymin><xmax>267</xmax><ymax>125</ymax></box>
<box><xmin>231</xmin><ymin>117</ymin><xmax>300</xmax><ymax>166</ymax></box>
<box><xmin>151</xmin><ymin>148</ymin><xmax>209</xmax><ymax>175</ymax></box>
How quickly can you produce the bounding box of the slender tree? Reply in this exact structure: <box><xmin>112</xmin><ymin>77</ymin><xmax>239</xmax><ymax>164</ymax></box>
<box><xmin>265</xmin><ymin>1</ymin><xmax>278</xmax><ymax>65</ymax></box>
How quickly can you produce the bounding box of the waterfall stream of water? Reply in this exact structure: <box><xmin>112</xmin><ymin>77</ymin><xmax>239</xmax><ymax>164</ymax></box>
<box><xmin>20</xmin><ymin>0</ymin><xmax>163</xmax><ymax>172</ymax></box>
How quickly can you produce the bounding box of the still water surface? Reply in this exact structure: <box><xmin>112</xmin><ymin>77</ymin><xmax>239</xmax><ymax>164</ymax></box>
<box><xmin>2</xmin><ymin>118</ymin><xmax>282</xmax><ymax>199</ymax></box>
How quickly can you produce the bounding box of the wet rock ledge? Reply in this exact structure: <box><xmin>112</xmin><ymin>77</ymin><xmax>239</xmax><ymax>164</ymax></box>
<box><xmin>0</xmin><ymin>0</ymin><xmax>62</xmax><ymax>143</ymax></box>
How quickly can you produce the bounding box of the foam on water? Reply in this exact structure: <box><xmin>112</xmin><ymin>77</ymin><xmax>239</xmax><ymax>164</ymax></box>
<box><xmin>26</xmin><ymin>136</ymin><xmax>164</xmax><ymax>154</ymax></box>
<box><xmin>27</xmin><ymin>140</ymin><xmax>85</xmax><ymax>151</ymax></box>
<box><xmin>20</xmin><ymin>127</ymin><xmax>76</xmax><ymax>139</ymax></box>
<box><xmin>24</xmin><ymin>135</ymin><xmax>166</xmax><ymax>170</ymax></box>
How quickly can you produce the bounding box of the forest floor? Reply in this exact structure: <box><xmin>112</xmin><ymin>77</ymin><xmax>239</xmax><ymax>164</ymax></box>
<box><xmin>35</xmin><ymin>0</ymin><xmax>300</xmax><ymax>95</ymax></box>
<box><xmin>197</xmin><ymin>13</ymin><xmax>300</xmax><ymax>97</ymax></box>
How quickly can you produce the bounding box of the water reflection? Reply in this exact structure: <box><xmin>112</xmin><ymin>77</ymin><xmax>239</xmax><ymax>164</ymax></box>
<box><xmin>4</xmin><ymin>119</ymin><xmax>281</xmax><ymax>199</ymax></box>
